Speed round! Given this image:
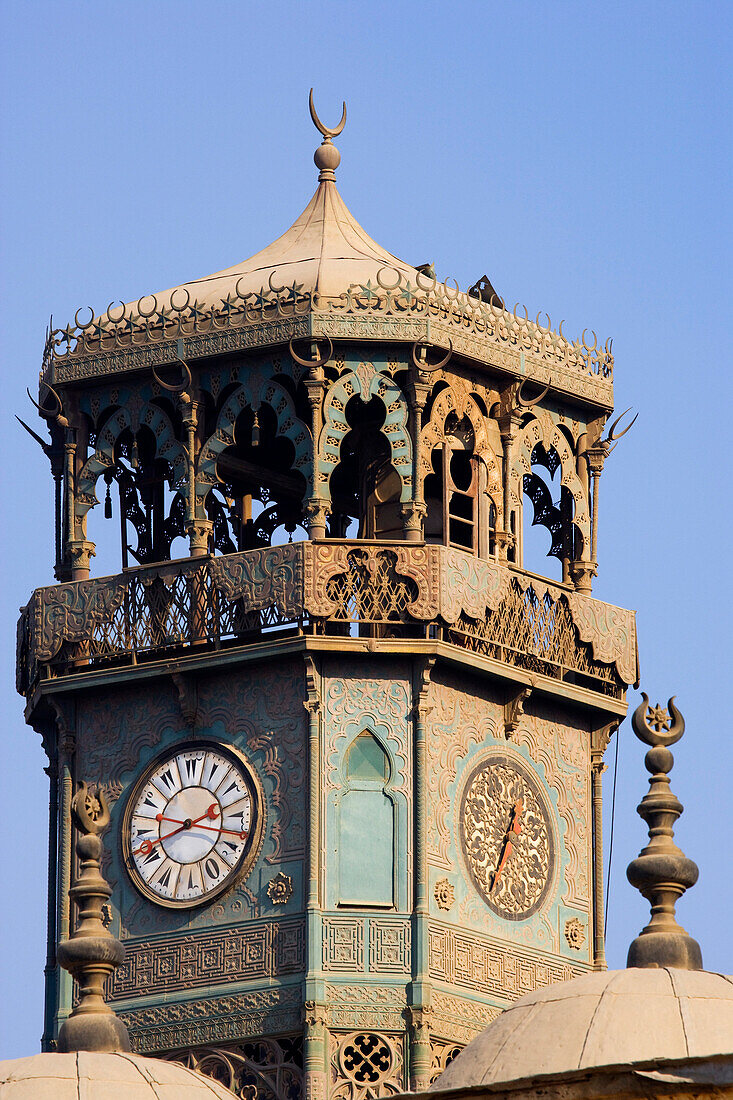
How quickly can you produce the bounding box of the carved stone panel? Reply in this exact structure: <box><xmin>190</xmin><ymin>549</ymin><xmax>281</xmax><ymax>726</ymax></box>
<box><xmin>120</xmin><ymin>986</ymin><xmax>302</xmax><ymax>1053</ymax></box>
<box><xmin>323</xmin><ymin>918</ymin><xmax>365</xmax><ymax>973</ymax></box>
<box><xmin>108</xmin><ymin>918</ymin><xmax>305</xmax><ymax>1002</ymax></box>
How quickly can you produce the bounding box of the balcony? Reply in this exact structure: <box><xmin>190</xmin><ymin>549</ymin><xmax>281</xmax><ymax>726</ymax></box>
<box><xmin>17</xmin><ymin>542</ymin><xmax>636</xmax><ymax>699</ymax></box>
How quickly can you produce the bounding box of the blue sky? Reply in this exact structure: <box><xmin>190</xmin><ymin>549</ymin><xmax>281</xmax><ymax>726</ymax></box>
<box><xmin>1</xmin><ymin>0</ymin><xmax>731</xmax><ymax>1058</ymax></box>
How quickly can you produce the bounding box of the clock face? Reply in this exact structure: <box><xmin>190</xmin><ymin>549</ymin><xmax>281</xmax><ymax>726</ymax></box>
<box><xmin>123</xmin><ymin>743</ymin><xmax>262</xmax><ymax>908</ymax></box>
<box><xmin>459</xmin><ymin>751</ymin><xmax>555</xmax><ymax>920</ymax></box>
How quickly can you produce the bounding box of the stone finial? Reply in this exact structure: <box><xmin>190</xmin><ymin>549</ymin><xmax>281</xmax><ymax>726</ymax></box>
<box><xmin>309</xmin><ymin>88</ymin><xmax>346</xmax><ymax>182</ymax></box>
<box><xmin>56</xmin><ymin>781</ymin><xmax>131</xmax><ymax>1053</ymax></box>
<box><xmin>626</xmin><ymin>693</ymin><xmax>703</xmax><ymax>970</ymax></box>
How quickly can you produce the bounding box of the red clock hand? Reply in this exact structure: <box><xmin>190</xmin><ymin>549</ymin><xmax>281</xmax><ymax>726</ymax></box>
<box><xmin>155</xmin><ymin>804</ymin><xmax>219</xmax><ymax>827</ymax></box>
<box><xmin>135</xmin><ymin>804</ymin><xmax>246</xmax><ymax>855</ymax></box>
<box><xmin>490</xmin><ymin>800</ymin><xmax>524</xmax><ymax>891</ymax></box>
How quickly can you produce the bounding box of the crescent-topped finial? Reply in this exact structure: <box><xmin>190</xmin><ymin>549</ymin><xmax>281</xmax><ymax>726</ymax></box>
<box><xmin>309</xmin><ymin>88</ymin><xmax>347</xmax><ymax>140</ymax></box>
<box><xmin>309</xmin><ymin>90</ymin><xmax>346</xmax><ymax>181</ymax></box>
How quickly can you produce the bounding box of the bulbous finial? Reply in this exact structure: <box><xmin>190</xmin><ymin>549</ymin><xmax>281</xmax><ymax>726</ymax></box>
<box><xmin>56</xmin><ymin>781</ymin><xmax>131</xmax><ymax>1053</ymax></box>
<box><xmin>626</xmin><ymin>693</ymin><xmax>703</xmax><ymax>970</ymax></box>
<box><xmin>309</xmin><ymin>88</ymin><xmax>346</xmax><ymax>182</ymax></box>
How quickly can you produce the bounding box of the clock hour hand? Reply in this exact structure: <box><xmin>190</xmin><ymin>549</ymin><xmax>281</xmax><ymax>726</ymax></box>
<box><xmin>135</xmin><ymin>804</ymin><xmax>222</xmax><ymax>855</ymax></box>
<box><xmin>155</xmin><ymin>804</ymin><xmax>219</xmax><ymax>827</ymax></box>
<box><xmin>490</xmin><ymin>799</ymin><xmax>524</xmax><ymax>892</ymax></box>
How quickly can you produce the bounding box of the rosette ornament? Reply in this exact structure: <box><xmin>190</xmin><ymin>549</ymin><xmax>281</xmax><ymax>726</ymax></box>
<box><xmin>626</xmin><ymin>694</ymin><xmax>703</xmax><ymax>970</ymax></box>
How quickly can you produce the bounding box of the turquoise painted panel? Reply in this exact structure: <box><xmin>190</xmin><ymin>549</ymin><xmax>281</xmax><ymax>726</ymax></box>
<box><xmin>339</xmin><ymin>788</ymin><xmax>394</xmax><ymax>906</ymax></box>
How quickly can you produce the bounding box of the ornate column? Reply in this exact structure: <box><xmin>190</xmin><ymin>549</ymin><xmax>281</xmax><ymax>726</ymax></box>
<box><xmin>303</xmin><ymin>1002</ymin><xmax>329</xmax><ymax>1100</ymax></box>
<box><xmin>304</xmin><ymin>370</ymin><xmax>328</xmax><ymax>540</ymax></box>
<box><xmin>571</xmin><ymin>439</ymin><xmax>601</xmax><ymax>594</ymax></box>
<box><xmin>495</xmin><ymin>406</ymin><xmax>521</xmax><ymax>563</ymax></box>
<box><xmin>402</xmin><ymin>376</ymin><xmax>431</xmax><ymax>542</ymax></box>
<box><xmin>408</xmin><ymin>1007</ymin><xmax>432</xmax><ymax>1092</ymax></box>
<box><xmin>590</xmin><ymin>756</ymin><xmax>606</xmax><ymax>969</ymax></box>
<box><xmin>409</xmin><ymin>658</ymin><xmax>434</xmax><ymax>1090</ymax></box>
<box><xmin>42</xmin><ymin>739</ymin><xmax>58</xmax><ymax>1052</ymax></box>
<box><xmin>182</xmin><ymin>394</ymin><xmax>209</xmax><ymax>559</ymax></box>
<box><xmin>65</xmin><ymin>428</ymin><xmax>96</xmax><ymax>581</ymax></box>
<box><xmin>303</xmin><ymin>658</ymin><xmax>327</xmax><ymax>1100</ymax></box>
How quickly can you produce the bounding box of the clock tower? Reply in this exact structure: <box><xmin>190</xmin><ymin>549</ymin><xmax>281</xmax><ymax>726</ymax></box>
<box><xmin>17</xmin><ymin>96</ymin><xmax>638</xmax><ymax>1099</ymax></box>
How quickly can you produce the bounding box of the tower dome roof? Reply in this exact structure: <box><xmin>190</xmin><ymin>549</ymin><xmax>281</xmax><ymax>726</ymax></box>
<box><xmin>140</xmin><ymin>174</ymin><xmax>421</xmax><ymax>313</ymax></box>
<box><xmin>431</xmin><ymin>968</ymin><xmax>733</xmax><ymax>1091</ymax></box>
<box><xmin>0</xmin><ymin>1051</ymin><xmax>236</xmax><ymax>1098</ymax></box>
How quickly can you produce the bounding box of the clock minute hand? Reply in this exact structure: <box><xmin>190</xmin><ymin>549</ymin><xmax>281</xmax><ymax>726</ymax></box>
<box><xmin>490</xmin><ymin>799</ymin><xmax>524</xmax><ymax>891</ymax></box>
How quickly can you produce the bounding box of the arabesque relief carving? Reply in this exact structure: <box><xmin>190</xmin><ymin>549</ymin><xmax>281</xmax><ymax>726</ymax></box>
<box><xmin>120</xmin><ymin>987</ymin><xmax>302</xmax><ymax>1053</ymax></box>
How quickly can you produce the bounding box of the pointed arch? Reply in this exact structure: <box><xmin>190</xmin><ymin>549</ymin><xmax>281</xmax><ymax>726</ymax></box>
<box><xmin>512</xmin><ymin>409</ymin><xmax>590</xmax><ymax>554</ymax></box>
<box><xmin>339</xmin><ymin>727</ymin><xmax>395</xmax><ymax>907</ymax></box>
<box><xmin>317</xmin><ymin>362</ymin><xmax>413</xmax><ymax>504</ymax></box>
<box><xmin>196</xmin><ymin>374</ymin><xmax>313</xmax><ymax>513</ymax></box>
<box><xmin>421</xmin><ymin>383</ymin><xmax>502</xmax><ymax>511</ymax></box>
<box><xmin>75</xmin><ymin>402</ymin><xmax>188</xmax><ymax>528</ymax></box>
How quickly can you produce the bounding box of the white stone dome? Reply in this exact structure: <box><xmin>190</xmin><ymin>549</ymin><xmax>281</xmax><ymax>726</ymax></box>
<box><xmin>432</xmin><ymin>968</ymin><xmax>733</xmax><ymax>1091</ymax></box>
<box><xmin>0</xmin><ymin>1050</ymin><xmax>236</xmax><ymax>1099</ymax></box>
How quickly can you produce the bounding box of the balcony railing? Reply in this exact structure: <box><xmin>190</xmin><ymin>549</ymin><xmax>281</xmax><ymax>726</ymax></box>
<box><xmin>17</xmin><ymin>542</ymin><xmax>636</xmax><ymax>699</ymax></box>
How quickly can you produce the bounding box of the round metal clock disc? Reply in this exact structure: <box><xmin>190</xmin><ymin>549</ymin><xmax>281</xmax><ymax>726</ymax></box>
<box><xmin>123</xmin><ymin>742</ymin><xmax>261</xmax><ymax>909</ymax></box>
<box><xmin>460</xmin><ymin>751</ymin><xmax>555</xmax><ymax>920</ymax></box>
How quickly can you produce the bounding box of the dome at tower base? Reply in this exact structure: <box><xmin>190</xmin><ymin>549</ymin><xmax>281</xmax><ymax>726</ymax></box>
<box><xmin>0</xmin><ymin>1051</ymin><xmax>236</xmax><ymax>1099</ymax></box>
<box><xmin>427</xmin><ymin>968</ymin><xmax>733</xmax><ymax>1099</ymax></box>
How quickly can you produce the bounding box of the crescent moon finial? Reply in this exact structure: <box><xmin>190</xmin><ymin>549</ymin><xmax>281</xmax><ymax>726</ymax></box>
<box><xmin>309</xmin><ymin>89</ymin><xmax>347</xmax><ymax>182</ymax></box>
<box><xmin>309</xmin><ymin>88</ymin><xmax>347</xmax><ymax>139</ymax></box>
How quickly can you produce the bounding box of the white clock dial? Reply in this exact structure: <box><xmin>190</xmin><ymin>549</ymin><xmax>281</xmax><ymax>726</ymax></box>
<box><xmin>124</xmin><ymin>743</ymin><xmax>261</xmax><ymax>908</ymax></box>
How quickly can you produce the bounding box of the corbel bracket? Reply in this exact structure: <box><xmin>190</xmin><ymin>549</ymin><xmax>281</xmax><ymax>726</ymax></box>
<box><xmin>50</xmin><ymin>696</ymin><xmax>76</xmax><ymax>759</ymax></box>
<box><xmin>412</xmin><ymin>656</ymin><xmax>436</xmax><ymax>720</ymax></box>
<box><xmin>303</xmin><ymin>655</ymin><xmax>321</xmax><ymax>715</ymax></box>
<box><xmin>504</xmin><ymin>681</ymin><xmax>533</xmax><ymax>738</ymax></box>
<box><xmin>591</xmin><ymin>718</ymin><xmax>620</xmax><ymax>758</ymax></box>
<box><xmin>170</xmin><ymin>670</ymin><xmax>198</xmax><ymax>729</ymax></box>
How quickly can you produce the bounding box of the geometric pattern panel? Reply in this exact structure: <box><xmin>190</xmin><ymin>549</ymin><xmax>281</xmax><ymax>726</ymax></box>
<box><xmin>368</xmin><ymin>920</ymin><xmax>410</xmax><ymax>973</ymax></box>
<box><xmin>108</xmin><ymin>918</ymin><xmax>305</xmax><ymax>1001</ymax></box>
<box><xmin>322</xmin><ymin>918</ymin><xmax>365</xmax><ymax>973</ymax></box>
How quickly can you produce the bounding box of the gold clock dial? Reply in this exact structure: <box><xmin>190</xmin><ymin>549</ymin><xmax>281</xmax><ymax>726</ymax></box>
<box><xmin>123</xmin><ymin>743</ymin><xmax>261</xmax><ymax>908</ymax></box>
<box><xmin>460</xmin><ymin>752</ymin><xmax>555</xmax><ymax>920</ymax></box>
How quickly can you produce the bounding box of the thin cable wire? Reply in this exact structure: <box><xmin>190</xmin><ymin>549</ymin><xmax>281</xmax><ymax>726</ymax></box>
<box><xmin>604</xmin><ymin>722</ymin><xmax>621</xmax><ymax>938</ymax></box>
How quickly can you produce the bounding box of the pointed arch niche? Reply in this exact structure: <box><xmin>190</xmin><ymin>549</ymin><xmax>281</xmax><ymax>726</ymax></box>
<box><xmin>337</xmin><ymin>730</ymin><xmax>395</xmax><ymax>907</ymax></box>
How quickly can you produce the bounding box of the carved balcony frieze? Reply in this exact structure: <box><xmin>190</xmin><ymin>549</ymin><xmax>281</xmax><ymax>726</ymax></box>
<box><xmin>17</xmin><ymin>542</ymin><xmax>636</xmax><ymax>699</ymax></box>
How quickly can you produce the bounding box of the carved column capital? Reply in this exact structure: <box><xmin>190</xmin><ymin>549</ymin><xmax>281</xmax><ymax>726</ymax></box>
<box><xmin>187</xmin><ymin>519</ymin><xmax>212</xmax><ymax>557</ymax></box>
<box><xmin>401</xmin><ymin>501</ymin><xmax>427</xmax><ymax>541</ymax></box>
<box><xmin>303</xmin><ymin>498</ymin><xmax>329</xmax><ymax>540</ymax></box>
<box><xmin>570</xmin><ymin>559</ymin><xmax>598</xmax><ymax>593</ymax></box>
<box><xmin>67</xmin><ymin>539</ymin><xmax>96</xmax><ymax>581</ymax></box>
<box><xmin>304</xmin><ymin>1000</ymin><xmax>328</xmax><ymax>1030</ymax></box>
